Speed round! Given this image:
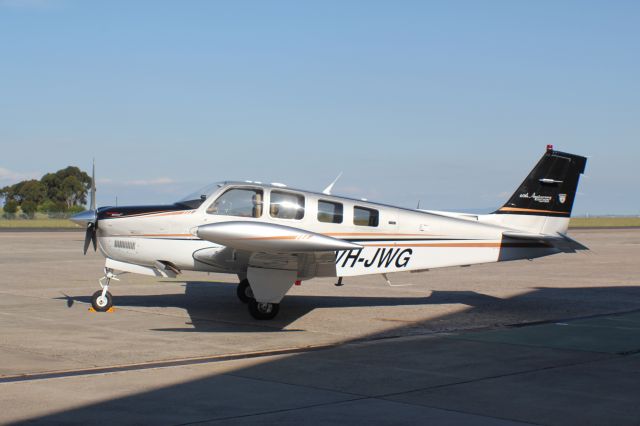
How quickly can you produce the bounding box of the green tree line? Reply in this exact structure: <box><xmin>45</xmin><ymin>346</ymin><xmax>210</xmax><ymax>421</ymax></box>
<box><xmin>1</xmin><ymin>166</ymin><xmax>91</xmax><ymax>219</ymax></box>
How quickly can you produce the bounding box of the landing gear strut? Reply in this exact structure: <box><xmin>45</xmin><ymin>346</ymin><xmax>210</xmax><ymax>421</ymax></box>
<box><xmin>236</xmin><ymin>279</ymin><xmax>254</xmax><ymax>304</ymax></box>
<box><xmin>91</xmin><ymin>268</ymin><xmax>118</xmax><ymax>312</ymax></box>
<box><xmin>238</xmin><ymin>278</ymin><xmax>280</xmax><ymax>319</ymax></box>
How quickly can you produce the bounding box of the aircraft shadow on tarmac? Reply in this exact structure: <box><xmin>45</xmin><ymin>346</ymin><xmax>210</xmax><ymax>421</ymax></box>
<box><xmin>38</xmin><ymin>285</ymin><xmax>640</xmax><ymax>425</ymax></box>
<box><xmin>59</xmin><ymin>281</ymin><xmax>640</xmax><ymax>334</ymax></box>
<box><xmin>63</xmin><ymin>280</ymin><xmax>507</xmax><ymax>332</ymax></box>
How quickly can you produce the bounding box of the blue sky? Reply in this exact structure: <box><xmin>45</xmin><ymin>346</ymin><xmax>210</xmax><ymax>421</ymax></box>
<box><xmin>1</xmin><ymin>0</ymin><xmax>638</xmax><ymax>215</ymax></box>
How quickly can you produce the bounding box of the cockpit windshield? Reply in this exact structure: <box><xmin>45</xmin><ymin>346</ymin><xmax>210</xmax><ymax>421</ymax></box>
<box><xmin>176</xmin><ymin>182</ymin><xmax>225</xmax><ymax>208</ymax></box>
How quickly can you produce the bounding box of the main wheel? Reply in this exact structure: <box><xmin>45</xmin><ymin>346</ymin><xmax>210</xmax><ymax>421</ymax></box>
<box><xmin>248</xmin><ymin>299</ymin><xmax>279</xmax><ymax>320</ymax></box>
<box><xmin>237</xmin><ymin>279</ymin><xmax>254</xmax><ymax>303</ymax></box>
<box><xmin>91</xmin><ymin>290</ymin><xmax>113</xmax><ymax>312</ymax></box>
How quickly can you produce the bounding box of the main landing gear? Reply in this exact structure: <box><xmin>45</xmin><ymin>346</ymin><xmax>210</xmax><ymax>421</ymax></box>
<box><xmin>236</xmin><ymin>279</ymin><xmax>254</xmax><ymax>304</ymax></box>
<box><xmin>248</xmin><ymin>299</ymin><xmax>279</xmax><ymax>320</ymax></box>
<box><xmin>236</xmin><ymin>278</ymin><xmax>280</xmax><ymax>320</ymax></box>
<box><xmin>91</xmin><ymin>268</ymin><xmax>119</xmax><ymax>312</ymax></box>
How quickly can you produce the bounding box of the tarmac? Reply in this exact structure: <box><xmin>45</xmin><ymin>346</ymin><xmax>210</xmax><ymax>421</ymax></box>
<box><xmin>0</xmin><ymin>229</ymin><xmax>639</xmax><ymax>425</ymax></box>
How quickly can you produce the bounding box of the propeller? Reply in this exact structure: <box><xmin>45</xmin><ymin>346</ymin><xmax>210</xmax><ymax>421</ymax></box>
<box><xmin>70</xmin><ymin>159</ymin><xmax>98</xmax><ymax>254</ymax></box>
<box><xmin>83</xmin><ymin>221</ymin><xmax>97</xmax><ymax>254</ymax></box>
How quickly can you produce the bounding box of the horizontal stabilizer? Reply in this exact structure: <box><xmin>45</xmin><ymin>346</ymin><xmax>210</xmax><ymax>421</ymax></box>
<box><xmin>502</xmin><ymin>231</ymin><xmax>588</xmax><ymax>252</ymax></box>
<box><xmin>197</xmin><ymin>221</ymin><xmax>361</xmax><ymax>253</ymax></box>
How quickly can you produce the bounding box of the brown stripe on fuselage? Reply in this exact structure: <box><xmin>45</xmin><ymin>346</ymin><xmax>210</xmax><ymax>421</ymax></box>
<box><xmin>325</xmin><ymin>232</ymin><xmax>439</xmax><ymax>237</ymax></box>
<box><xmin>237</xmin><ymin>236</ymin><xmax>299</xmax><ymax>240</ymax></box>
<box><xmin>119</xmin><ymin>233</ymin><xmax>195</xmax><ymax>237</ymax></box>
<box><xmin>498</xmin><ymin>207</ymin><xmax>567</xmax><ymax>215</ymax></box>
<box><xmin>122</xmin><ymin>211</ymin><xmax>194</xmax><ymax>218</ymax></box>
<box><xmin>360</xmin><ymin>242</ymin><xmax>551</xmax><ymax>248</ymax></box>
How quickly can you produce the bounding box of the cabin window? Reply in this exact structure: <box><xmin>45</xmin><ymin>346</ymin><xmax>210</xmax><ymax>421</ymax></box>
<box><xmin>207</xmin><ymin>188</ymin><xmax>263</xmax><ymax>218</ymax></box>
<box><xmin>354</xmin><ymin>206</ymin><xmax>379</xmax><ymax>227</ymax></box>
<box><xmin>270</xmin><ymin>191</ymin><xmax>305</xmax><ymax>220</ymax></box>
<box><xmin>318</xmin><ymin>200</ymin><xmax>343</xmax><ymax>223</ymax></box>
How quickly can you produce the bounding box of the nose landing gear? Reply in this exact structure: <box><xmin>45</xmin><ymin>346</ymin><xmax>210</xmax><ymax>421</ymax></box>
<box><xmin>91</xmin><ymin>268</ymin><xmax>119</xmax><ymax>312</ymax></box>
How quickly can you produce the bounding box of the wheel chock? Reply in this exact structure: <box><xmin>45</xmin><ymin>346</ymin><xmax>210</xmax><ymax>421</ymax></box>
<box><xmin>88</xmin><ymin>307</ymin><xmax>116</xmax><ymax>313</ymax></box>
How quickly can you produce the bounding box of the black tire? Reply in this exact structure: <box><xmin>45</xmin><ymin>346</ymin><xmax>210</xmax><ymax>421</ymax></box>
<box><xmin>91</xmin><ymin>290</ymin><xmax>113</xmax><ymax>312</ymax></box>
<box><xmin>237</xmin><ymin>279</ymin><xmax>254</xmax><ymax>303</ymax></box>
<box><xmin>248</xmin><ymin>299</ymin><xmax>279</xmax><ymax>320</ymax></box>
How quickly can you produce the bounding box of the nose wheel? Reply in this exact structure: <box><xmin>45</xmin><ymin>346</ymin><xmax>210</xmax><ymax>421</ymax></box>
<box><xmin>90</xmin><ymin>268</ymin><xmax>119</xmax><ymax>312</ymax></box>
<box><xmin>91</xmin><ymin>290</ymin><xmax>113</xmax><ymax>312</ymax></box>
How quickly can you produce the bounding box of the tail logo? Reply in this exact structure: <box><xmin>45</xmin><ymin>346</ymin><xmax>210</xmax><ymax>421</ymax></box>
<box><xmin>558</xmin><ymin>194</ymin><xmax>567</xmax><ymax>204</ymax></box>
<box><xmin>519</xmin><ymin>192</ymin><xmax>552</xmax><ymax>204</ymax></box>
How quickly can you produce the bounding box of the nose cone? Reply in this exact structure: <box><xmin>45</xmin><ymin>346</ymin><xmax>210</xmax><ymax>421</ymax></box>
<box><xmin>70</xmin><ymin>210</ymin><xmax>97</xmax><ymax>226</ymax></box>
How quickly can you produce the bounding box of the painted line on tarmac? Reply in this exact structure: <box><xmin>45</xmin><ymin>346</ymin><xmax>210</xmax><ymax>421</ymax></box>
<box><xmin>0</xmin><ymin>344</ymin><xmax>339</xmax><ymax>384</ymax></box>
<box><xmin>568</xmin><ymin>226</ymin><xmax>640</xmax><ymax>230</ymax></box>
<box><xmin>4</xmin><ymin>308</ymin><xmax>639</xmax><ymax>385</ymax></box>
<box><xmin>0</xmin><ymin>228</ymin><xmax>83</xmax><ymax>232</ymax></box>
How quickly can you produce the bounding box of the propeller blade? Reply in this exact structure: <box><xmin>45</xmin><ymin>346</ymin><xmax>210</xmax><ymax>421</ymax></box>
<box><xmin>83</xmin><ymin>223</ymin><xmax>96</xmax><ymax>255</ymax></box>
<box><xmin>76</xmin><ymin>160</ymin><xmax>98</xmax><ymax>255</ymax></box>
<box><xmin>83</xmin><ymin>225</ymin><xmax>92</xmax><ymax>255</ymax></box>
<box><xmin>91</xmin><ymin>224</ymin><xmax>97</xmax><ymax>252</ymax></box>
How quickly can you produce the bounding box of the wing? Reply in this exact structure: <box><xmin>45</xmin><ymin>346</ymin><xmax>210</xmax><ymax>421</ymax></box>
<box><xmin>196</xmin><ymin>221</ymin><xmax>361</xmax><ymax>253</ymax></box>
<box><xmin>196</xmin><ymin>221</ymin><xmax>359</xmax><ymax>304</ymax></box>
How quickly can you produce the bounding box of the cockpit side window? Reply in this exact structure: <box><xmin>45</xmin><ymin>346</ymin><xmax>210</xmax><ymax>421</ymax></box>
<box><xmin>207</xmin><ymin>188</ymin><xmax>263</xmax><ymax>218</ymax></box>
<box><xmin>270</xmin><ymin>191</ymin><xmax>305</xmax><ymax>220</ymax></box>
<box><xmin>318</xmin><ymin>200</ymin><xmax>343</xmax><ymax>223</ymax></box>
<box><xmin>354</xmin><ymin>206</ymin><xmax>379</xmax><ymax>227</ymax></box>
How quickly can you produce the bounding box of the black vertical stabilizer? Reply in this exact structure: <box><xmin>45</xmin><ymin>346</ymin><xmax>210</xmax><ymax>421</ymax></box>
<box><xmin>496</xmin><ymin>147</ymin><xmax>587</xmax><ymax>217</ymax></box>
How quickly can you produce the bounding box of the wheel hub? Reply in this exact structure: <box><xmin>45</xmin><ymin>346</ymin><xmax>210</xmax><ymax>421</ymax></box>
<box><xmin>257</xmin><ymin>303</ymin><xmax>272</xmax><ymax>314</ymax></box>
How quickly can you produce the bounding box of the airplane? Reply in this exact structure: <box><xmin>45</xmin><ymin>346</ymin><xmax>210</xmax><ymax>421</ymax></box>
<box><xmin>71</xmin><ymin>146</ymin><xmax>587</xmax><ymax>320</ymax></box>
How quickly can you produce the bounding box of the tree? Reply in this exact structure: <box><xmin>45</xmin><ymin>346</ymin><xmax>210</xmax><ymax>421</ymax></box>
<box><xmin>21</xmin><ymin>200</ymin><xmax>37</xmax><ymax>219</ymax></box>
<box><xmin>3</xmin><ymin>181</ymin><xmax>27</xmax><ymax>203</ymax></box>
<box><xmin>61</xmin><ymin>176</ymin><xmax>84</xmax><ymax>208</ymax></box>
<box><xmin>3</xmin><ymin>200</ymin><xmax>17</xmax><ymax>218</ymax></box>
<box><xmin>0</xmin><ymin>186</ymin><xmax>9</xmax><ymax>202</ymax></box>
<box><xmin>41</xmin><ymin>173</ymin><xmax>62</xmax><ymax>203</ymax></box>
<box><xmin>56</xmin><ymin>166</ymin><xmax>91</xmax><ymax>206</ymax></box>
<box><xmin>1</xmin><ymin>165</ymin><xmax>91</xmax><ymax>217</ymax></box>
<box><xmin>19</xmin><ymin>180</ymin><xmax>47</xmax><ymax>205</ymax></box>
<box><xmin>38</xmin><ymin>199</ymin><xmax>68</xmax><ymax>218</ymax></box>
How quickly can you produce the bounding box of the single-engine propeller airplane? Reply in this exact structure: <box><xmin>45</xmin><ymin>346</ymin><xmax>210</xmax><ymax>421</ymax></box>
<box><xmin>72</xmin><ymin>146</ymin><xmax>587</xmax><ymax>320</ymax></box>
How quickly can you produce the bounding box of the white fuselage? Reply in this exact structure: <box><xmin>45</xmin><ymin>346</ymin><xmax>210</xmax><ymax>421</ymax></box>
<box><xmin>95</xmin><ymin>182</ymin><xmax>559</xmax><ymax>280</ymax></box>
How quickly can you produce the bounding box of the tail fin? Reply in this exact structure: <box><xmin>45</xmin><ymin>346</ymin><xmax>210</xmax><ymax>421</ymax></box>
<box><xmin>491</xmin><ymin>146</ymin><xmax>587</xmax><ymax>234</ymax></box>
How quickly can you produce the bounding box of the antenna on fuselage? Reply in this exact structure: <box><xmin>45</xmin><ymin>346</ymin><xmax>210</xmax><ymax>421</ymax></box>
<box><xmin>322</xmin><ymin>172</ymin><xmax>343</xmax><ymax>195</ymax></box>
